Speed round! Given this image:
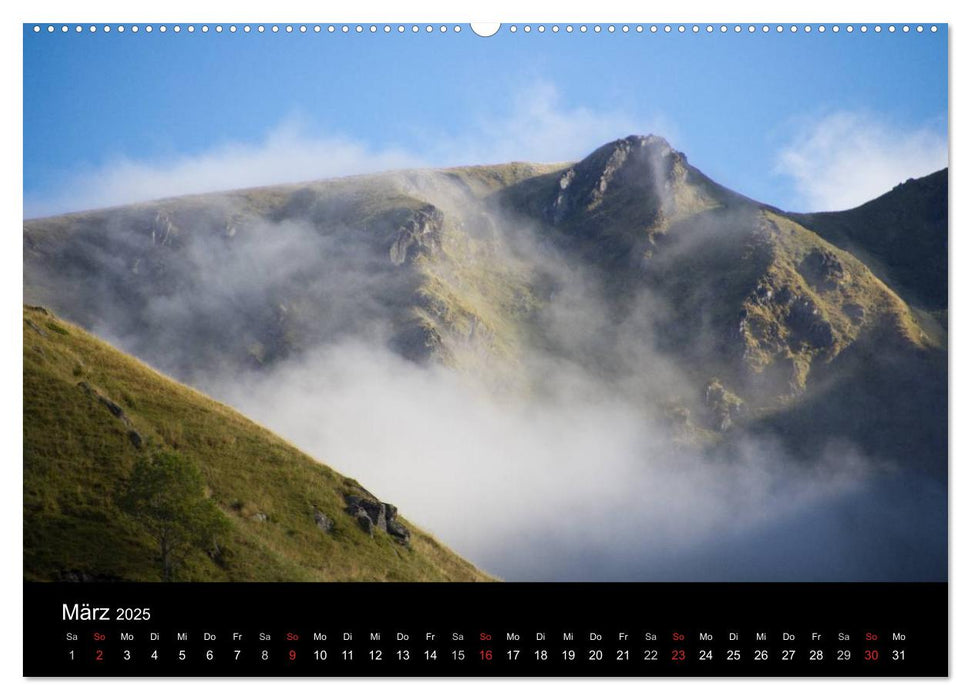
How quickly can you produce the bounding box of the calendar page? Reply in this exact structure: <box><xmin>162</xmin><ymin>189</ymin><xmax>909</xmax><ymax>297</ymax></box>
<box><xmin>22</xmin><ymin>18</ymin><xmax>948</xmax><ymax>677</ymax></box>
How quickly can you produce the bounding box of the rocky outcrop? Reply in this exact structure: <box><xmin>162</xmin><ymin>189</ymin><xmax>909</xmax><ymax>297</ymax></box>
<box><xmin>96</xmin><ymin>391</ymin><xmax>124</xmax><ymax>417</ymax></box>
<box><xmin>207</xmin><ymin>539</ymin><xmax>227</xmax><ymax>567</ymax></box>
<box><xmin>150</xmin><ymin>211</ymin><xmax>178</xmax><ymax>247</ymax></box>
<box><xmin>344</xmin><ymin>494</ymin><xmax>411</xmax><ymax>544</ymax></box>
<box><xmin>389</xmin><ymin>205</ymin><xmax>444</xmax><ymax>265</ymax></box>
<box><xmin>741</xmin><ymin>275</ymin><xmax>837</xmax><ymax>359</ymax></box>
<box><xmin>799</xmin><ymin>249</ymin><xmax>844</xmax><ymax>292</ymax></box>
<box><xmin>704</xmin><ymin>379</ymin><xmax>745</xmax><ymax>432</ymax></box>
<box><xmin>383</xmin><ymin>503</ymin><xmax>412</xmax><ymax>543</ymax></box>
<box><xmin>544</xmin><ymin>134</ymin><xmax>682</xmax><ymax>225</ymax></box>
<box><xmin>77</xmin><ymin>381</ymin><xmax>144</xmax><ymax>449</ymax></box>
<box><xmin>25</xmin><ymin>319</ymin><xmax>47</xmax><ymax>337</ymax></box>
<box><xmin>786</xmin><ymin>296</ymin><xmax>834</xmax><ymax>349</ymax></box>
<box><xmin>389</xmin><ymin>321</ymin><xmax>446</xmax><ymax>364</ymax></box>
<box><xmin>548</xmin><ymin>168</ymin><xmax>576</xmax><ymax>224</ymax></box>
<box><xmin>313</xmin><ymin>508</ymin><xmax>334</xmax><ymax>533</ymax></box>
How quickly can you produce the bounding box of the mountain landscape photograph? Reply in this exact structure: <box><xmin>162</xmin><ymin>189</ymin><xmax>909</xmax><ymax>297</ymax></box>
<box><xmin>23</xmin><ymin>23</ymin><xmax>948</xmax><ymax>583</ymax></box>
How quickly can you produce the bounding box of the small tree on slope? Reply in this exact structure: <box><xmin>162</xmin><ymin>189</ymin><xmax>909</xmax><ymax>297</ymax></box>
<box><xmin>121</xmin><ymin>450</ymin><xmax>226</xmax><ymax>581</ymax></box>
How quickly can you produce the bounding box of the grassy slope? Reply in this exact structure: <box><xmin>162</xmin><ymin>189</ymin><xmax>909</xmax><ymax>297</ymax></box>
<box><xmin>23</xmin><ymin>162</ymin><xmax>566</xmax><ymax>378</ymax></box>
<box><xmin>23</xmin><ymin>305</ymin><xmax>493</xmax><ymax>582</ymax></box>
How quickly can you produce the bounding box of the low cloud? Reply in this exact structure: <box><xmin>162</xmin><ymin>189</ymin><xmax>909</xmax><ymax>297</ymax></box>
<box><xmin>775</xmin><ymin>111</ymin><xmax>947</xmax><ymax>211</ymax></box>
<box><xmin>208</xmin><ymin>339</ymin><xmax>898</xmax><ymax>581</ymax></box>
<box><xmin>25</xmin><ymin>122</ymin><xmax>425</xmax><ymax>218</ymax></box>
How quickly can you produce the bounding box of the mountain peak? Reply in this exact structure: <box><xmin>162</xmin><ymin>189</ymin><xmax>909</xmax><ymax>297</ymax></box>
<box><xmin>546</xmin><ymin>134</ymin><xmax>688</xmax><ymax>225</ymax></box>
<box><xmin>592</xmin><ymin>134</ymin><xmax>680</xmax><ymax>168</ymax></box>
<box><xmin>618</xmin><ymin>133</ymin><xmax>674</xmax><ymax>150</ymax></box>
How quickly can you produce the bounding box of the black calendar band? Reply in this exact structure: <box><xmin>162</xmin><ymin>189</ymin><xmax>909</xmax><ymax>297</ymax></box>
<box><xmin>23</xmin><ymin>581</ymin><xmax>947</xmax><ymax>677</ymax></box>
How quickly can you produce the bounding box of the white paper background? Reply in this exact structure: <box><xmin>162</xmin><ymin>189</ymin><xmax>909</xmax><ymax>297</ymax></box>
<box><xmin>2</xmin><ymin>1</ymin><xmax>964</xmax><ymax>698</ymax></box>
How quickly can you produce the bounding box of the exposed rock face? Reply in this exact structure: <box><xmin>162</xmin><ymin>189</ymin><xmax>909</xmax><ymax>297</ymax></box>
<box><xmin>389</xmin><ymin>204</ymin><xmax>444</xmax><ymax>265</ymax></box>
<box><xmin>787</xmin><ymin>296</ymin><xmax>834</xmax><ymax>349</ymax></box>
<box><xmin>97</xmin><ymin>393</ymin><xmax>125</xmax><ymax>418</ymax></box>
<box><xmin>353</xmin><ymin>509</ymin><xmax>374</xmax><ymax>535</ymax></box>
<box><xmin>704</xmin><ymin>379</ymin><xmax>745</xmax><ymax>432</ymax></box>
<box><xmin>385</xmin><ymin>508</ymin><xmax>411</xmax><ymax>543</ymax></box>
<box><xmin>737</xmin><ymin>259</ymin><xmax>839</xmax><ymax>386</ymax></box>
<box><xmin>151</xmin><ymin>211</ymin><xmax>179</xmax><ymax>247</ymax></box>
<box><xmin>389</xmin><ymin>322</ymin><xmax>446</xmax><ymax>364</ymax></box>
<box><xmin>344</xmin><ymin>494</ymin><xmax>411</xmax><ymax>544</ymax></box>
<box><xmin>77</xmin><ymin>381</ymin><xmax>143</xmax><ymax>449</ymax></box>
<box><xmin>799</xmin><ymin>249</ymin><xmax>844</xmax><ymax>292</ymax></box>
<box><xmin>313</xmin><ymin>508</ymin><xmax>334</xmax><ymax>533</ymax></box>
<box><xmin>548</xmin><ymin>168</ymin><xmax>576</xmax><ymax>224</ymax></box>
<box><xmin>544</xmin><ymin>134</ymin><xmax>682</xmax><ymax>226</ymax></box>
<box><xmin>207</xmin><ymin>540</ymin><xmax>227</xmax><ymax>567</ymax></box>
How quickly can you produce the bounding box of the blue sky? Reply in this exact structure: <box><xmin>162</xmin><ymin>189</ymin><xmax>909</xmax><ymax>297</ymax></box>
<box><xmin>23</xmin><ymin>23</ymin><xmax>948</xmax><ymax>216</ymax></box>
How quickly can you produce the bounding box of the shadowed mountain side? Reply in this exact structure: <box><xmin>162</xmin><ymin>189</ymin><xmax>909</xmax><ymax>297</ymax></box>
<box><xmin>721</xmin><ymin>324</ymin><xmax>947</xmax><ymax>477</ymax></box>
<box><xmin>791</xmin><ymin>169</ymin><xmax>947</xmax><ymax>311</ymax></box>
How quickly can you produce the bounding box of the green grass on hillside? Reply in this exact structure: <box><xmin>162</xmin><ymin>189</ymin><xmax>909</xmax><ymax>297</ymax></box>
<box><xmin>23</xmin><ymin>305</ymin><xmax>493</xmax><ymax>582</ymax></box>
